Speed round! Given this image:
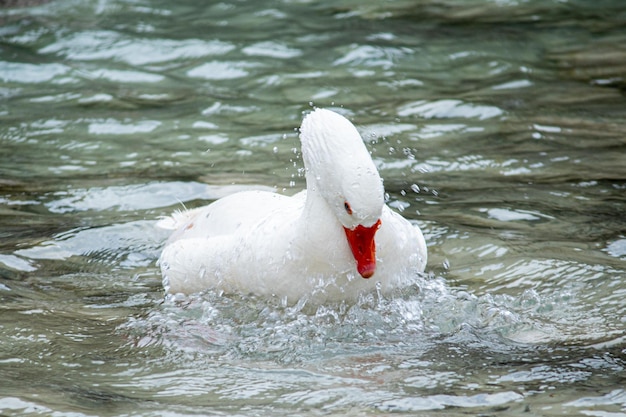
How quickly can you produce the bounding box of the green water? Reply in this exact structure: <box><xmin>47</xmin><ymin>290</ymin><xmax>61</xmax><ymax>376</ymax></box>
<box><xmin>1</xmin><ymin>0</ymin><xmax>625</xmax><ymax>415</ymax></box>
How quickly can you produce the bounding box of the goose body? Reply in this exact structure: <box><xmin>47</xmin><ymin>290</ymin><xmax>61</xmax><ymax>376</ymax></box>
<box><xmin>158</xmin><ymin>109</ymin><xmax>427</xmax><ymax>303</ymax></box>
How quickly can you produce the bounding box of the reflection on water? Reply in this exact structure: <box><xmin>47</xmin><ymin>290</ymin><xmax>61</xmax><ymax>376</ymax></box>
<box><xmin>1</xmin><ymin>0</ymin><xmax>625</xmax><ymax>415</ymax></box>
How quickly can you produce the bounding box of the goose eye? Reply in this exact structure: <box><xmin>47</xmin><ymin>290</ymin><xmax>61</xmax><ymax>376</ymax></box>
<box><xmin>344</xmin><ymin>201</ymin><xmax>353</xmax><ymax>215</ymax></box>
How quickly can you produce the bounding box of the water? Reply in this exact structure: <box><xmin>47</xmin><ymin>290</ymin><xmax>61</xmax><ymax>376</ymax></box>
<box><xmin>1</xmin><ymin>0</ymin><xmax>625</xmax><ymax>415</ymax></box>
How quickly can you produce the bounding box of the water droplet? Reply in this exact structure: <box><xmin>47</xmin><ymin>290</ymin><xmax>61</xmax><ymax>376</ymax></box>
<box><xmin>162</xmin><ymin>275</ymin><xmax>170</xmax><ymax>290</ymax></box>
<box><xmin>375</xmin><ymin>281</ymin><xmax>384</xmax><ymax>306</ymax></box>
<box><xmin>272</xmin><ymin>146</ymin><xmax>278</xmax><ymax>154</ymax></box>
<box><xmin>410</xmin><ymin>183</ymin><xmax>420</xmax><ymax>193</ymax></box>
<box><xmin>443</xmin><ymin>259</ymin><xmax>450</xmax><ymax>270</ymax></box>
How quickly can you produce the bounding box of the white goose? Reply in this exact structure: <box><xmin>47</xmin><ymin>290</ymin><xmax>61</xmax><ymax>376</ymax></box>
<box><xmin>158</xmin><ymin>108</ymin><xmax>427</xmax><ymax>304</ymax></box>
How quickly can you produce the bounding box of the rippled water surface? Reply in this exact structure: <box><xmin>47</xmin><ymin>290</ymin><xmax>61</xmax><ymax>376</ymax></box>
<box><xmin>1</xmin><ymin>0</ymin><xmax>626</xmax><ymax>415</ymax></box>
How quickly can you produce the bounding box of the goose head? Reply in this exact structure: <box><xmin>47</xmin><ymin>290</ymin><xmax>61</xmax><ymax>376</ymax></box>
<box><xmin>300</xmin><ymin>108</ymin><xmax>384</xmax><ymax>278</ymax></box>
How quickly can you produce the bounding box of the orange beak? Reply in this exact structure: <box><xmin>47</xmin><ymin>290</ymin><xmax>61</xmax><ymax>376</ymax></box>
<box><xmin>343</xmin><ymin>219</ymin><xmax>381</xmax><ymax>278</ymax></box>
